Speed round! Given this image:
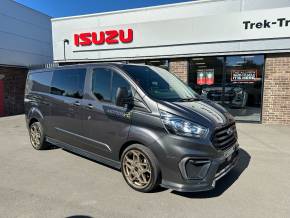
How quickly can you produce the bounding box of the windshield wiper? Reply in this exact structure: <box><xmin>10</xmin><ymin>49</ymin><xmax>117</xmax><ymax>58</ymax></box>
<box><xmin>179</xmin><ymin>97</ymin><xmax>201</xmax><ymax>102</ymax></box>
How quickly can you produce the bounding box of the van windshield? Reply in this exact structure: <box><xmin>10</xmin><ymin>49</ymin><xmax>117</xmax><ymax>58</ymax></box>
<box><xmin>121</xmin><ymin>65</ymin><xmax>200</xmax><ymax>102</ymax></box>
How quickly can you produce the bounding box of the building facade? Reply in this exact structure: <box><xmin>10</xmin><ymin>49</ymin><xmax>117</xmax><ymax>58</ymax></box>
<box><xmin>0</xmin><ymin>0</ymin><xmax>52</xmax><ymax>116</ymax></box>
<box><xmin>52</xmin><ymin>0</ymin><xmax>290</xmax><ymax>124</ymax></box>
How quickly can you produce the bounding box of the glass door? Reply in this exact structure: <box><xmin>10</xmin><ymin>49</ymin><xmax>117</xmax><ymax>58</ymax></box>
<box><xmin>223</xmin><ymin>55</ymin><xmax>264</xmax><ymax>122</ymax></box>
<box><xmin>189</xmin><ymin>55</ymin><xmax>264</xmax><ymax>122</ymax></box>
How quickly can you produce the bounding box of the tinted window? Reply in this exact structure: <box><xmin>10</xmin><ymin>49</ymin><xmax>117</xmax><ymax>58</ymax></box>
<box><xmin>92</xmin><ymin>68</ymin><xmax>112</xmax><ymax>102</ymax></box>
<box><xmin>51</xmin><ymin>68</ymin><xmax>86</xmax><ymax>99</ymax></box>
<box><xmin>122</xmin><ymin>65</ymin><xmax>198</xmax><ymax>101</ymax></box>
<box><xmin>112</xmin><ymin>72</ymin><xmax>132</xmax><ymax>104</ymax></box>
<box><xmin>28</xmin><ymin>71</ymin><xmax>53</xmax><ymax>93</ymax></box>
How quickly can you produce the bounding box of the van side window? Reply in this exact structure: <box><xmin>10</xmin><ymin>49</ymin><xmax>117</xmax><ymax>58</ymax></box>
<box><xmin>92</xmin><ymin>68</ymin><xmax>112</xmax><ymax>102</ymax></box>
<box><xmin>28</xmin><ymin>71</ymin><xmax>53</xmax><ymax>93</ymax></box>
<box><xmin>51</xmin><ymin>68</ymin><xmax>86</xmax><ymax>99</ymax></box>
<box><xmin>112</xmin><ymin>72</ymin><xmax>132</xmax><ymax>104</ymax></box>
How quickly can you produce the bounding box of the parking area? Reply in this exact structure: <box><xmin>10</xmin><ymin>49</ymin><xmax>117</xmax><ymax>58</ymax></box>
<box><xmin>0</xmin><ymin>115</ymin><xmax>289</xmax><ymax>218</ymax></box>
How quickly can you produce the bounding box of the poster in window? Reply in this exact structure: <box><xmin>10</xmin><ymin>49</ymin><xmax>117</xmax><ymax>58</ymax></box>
<box><xmin>231</xmin><ymin>69</ymin><xmax>257</xmax><ymax>83</ymax></box>
<box><xmin>197</xmin><ymin>70</ymin><xmax>206</xmax><ymax>85</ymax></box>
<box><xmin>197</xmin><ymin>69</ymin><xmax>214</xmax><ymax>85</ymax></box>
<box><xmin>205</xmin><ymin>69</ymin><xmax>214</xmax><ymax>85</ymax></box>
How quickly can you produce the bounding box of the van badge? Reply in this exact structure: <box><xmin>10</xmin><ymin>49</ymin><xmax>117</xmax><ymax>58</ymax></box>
<box><xmin>227</xmin><ymin>127</ymin><xmax>233</xmax><ymax>135</ymax></box>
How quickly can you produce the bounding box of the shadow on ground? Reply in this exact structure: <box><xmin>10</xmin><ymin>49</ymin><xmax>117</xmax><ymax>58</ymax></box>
<box><xmin>66</xmin><ymin>216</ymin><xmax>93</xmax><ymax>218</ymax></box>
<box><xmin>58</xmin><ymin>144</ymin><xmax>250</xmax><ymax>197</ymax></box>
<box><xmin>171</xmin><ymin>148</ymin><xmax>251</xmax><ymax>198</ymax></box>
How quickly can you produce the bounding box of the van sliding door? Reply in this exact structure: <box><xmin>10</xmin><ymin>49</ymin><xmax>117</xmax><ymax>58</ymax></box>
<box><xmin>49</xmin><ymin>68</ymin><xmax>86</xmax><ymax>146</ymax></box>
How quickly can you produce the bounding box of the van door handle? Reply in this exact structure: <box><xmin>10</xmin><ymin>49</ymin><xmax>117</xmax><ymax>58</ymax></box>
<box><xmin>73</xmin><ymin>101</ymin><xmax>80</xmax><ymax>106</ymax></box>
<box><xmin>87</xmin><ymin>104</ymin><xmax>94</xmax><ymax>109</ymax></box>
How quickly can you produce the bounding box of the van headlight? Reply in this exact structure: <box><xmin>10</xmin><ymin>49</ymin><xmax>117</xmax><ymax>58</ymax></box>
<box><xmin>160</xmin><ymin>111</ymin><xmax>208</xmax><ymax>138</ymax></box>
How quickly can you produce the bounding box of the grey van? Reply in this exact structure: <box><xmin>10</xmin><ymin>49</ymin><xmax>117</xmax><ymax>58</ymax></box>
<box><xmin>25</xmin><ymin>63</ymin><xmax>239</xmax><ymax>193</ymax></box>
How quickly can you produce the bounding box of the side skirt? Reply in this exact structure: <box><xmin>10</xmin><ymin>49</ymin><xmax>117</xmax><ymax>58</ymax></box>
<box><xmin>46</xmin><ymin>137</ymin><xmax>121</xmax><ymax>170</ymax></box>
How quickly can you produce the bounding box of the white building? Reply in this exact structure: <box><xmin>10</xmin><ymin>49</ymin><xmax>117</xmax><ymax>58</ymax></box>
<box><xmin>52</xmin><ymin>0</ymin><xmax>290</xmax><ymax>124</ymax></box>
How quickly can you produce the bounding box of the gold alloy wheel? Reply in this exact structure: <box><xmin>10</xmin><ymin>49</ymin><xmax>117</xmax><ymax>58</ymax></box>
<box><xmin>30</xmin><ymin>123</ymin><xmax>41</xmax><ymax>148</ymax></box>
<box><xmin>122</xmin><ymin>149</ymin><xmax>152</xmax><ymax>189</ymax></box>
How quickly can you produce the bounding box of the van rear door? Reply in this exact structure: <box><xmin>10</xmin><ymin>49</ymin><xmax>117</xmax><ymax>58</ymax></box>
<box><xmin>25</xmin><ymin>71</ymin><xmax>53</xmax><ymax>129</ymax></box>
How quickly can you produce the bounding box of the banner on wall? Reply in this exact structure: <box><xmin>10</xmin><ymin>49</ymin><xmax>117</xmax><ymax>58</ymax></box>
<box><xmin>197</xmin><ymin>69</ymin><xmax>215</xmax><ymax>85</ymax></box>
<box><xmin>231</xmin><ymin>69</ymin><xmax>257</xmax><ymax>83</ymax></box>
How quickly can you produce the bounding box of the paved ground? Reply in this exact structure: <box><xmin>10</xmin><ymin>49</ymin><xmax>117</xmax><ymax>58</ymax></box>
<box><xmin>0</xmin><ymin>115</ymin><xmax>289</xmax><ymax>218</ymax></box>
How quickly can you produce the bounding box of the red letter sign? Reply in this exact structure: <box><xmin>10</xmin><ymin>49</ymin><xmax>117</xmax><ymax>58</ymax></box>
<box><xmin>74</xmin><ymin>28</ymin><xmax>133</xmax><ymax>47</ymax></box>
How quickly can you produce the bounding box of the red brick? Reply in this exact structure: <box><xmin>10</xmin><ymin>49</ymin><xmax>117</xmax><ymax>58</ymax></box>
<box><xmin>262</xmin><ymin>53</ymin><xmax>290</xmax><ymax>124</ymax></box>
<box><xmin>169</xmin><ymin>59</ymin><xmax>188</xmax><ymax>83</ymax></box>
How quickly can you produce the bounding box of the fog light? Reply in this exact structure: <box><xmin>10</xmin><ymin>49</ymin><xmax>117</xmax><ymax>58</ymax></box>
<box><xmin>179</xmin><ymin>158</ymin><xmax>211</xmax><ymax>180</ymax></box>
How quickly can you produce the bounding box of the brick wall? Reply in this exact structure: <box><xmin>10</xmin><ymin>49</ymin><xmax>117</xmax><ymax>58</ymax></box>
<box><xmin>262</xmin><ymin>54</ymin><xmax>290</xmax><ymax>124</ymax></box>
<box><xmin>169</xmin><ymin>59</ymin><xmax>188</xmax><ymax>83</ymax></box>
<box><xmin>0</xmin><ymin>67</ymin><xmax>28</xmax><ymax>116</ymax></box>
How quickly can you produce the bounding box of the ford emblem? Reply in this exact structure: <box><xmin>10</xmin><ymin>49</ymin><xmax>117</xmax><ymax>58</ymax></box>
<box><xmin>227</xmin><ymin>127</ymin><xmax>233</xmax><ymax>135</ymax></box>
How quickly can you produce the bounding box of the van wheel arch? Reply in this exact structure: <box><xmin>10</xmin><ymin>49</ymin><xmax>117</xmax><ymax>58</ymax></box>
<box><xmin>29</xmin><ymin>118</ymin><xmax>39</xmax><ymax>127</ymax></box>
<box><xmin>119</xmin><ymin>140</ymin><xmax>142</xmax><ymax>160</ymax></box>
<box><xmin>119</xmin><ymin>141</ymin><xmax>162</xmax><ymax>180</ymax></box>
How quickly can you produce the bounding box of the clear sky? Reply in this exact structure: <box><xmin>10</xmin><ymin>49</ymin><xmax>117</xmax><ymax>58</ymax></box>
<box><xmin>15</xmin><ymin>0</ymin><xmax>193</xmax><ymax>18</ymax></box>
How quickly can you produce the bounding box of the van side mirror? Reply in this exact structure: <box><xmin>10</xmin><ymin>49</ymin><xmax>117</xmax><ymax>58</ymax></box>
<box><xmin>116</xmin><ymin>87</ymin><xmax>131</xmax><ymax>107</ymax></box>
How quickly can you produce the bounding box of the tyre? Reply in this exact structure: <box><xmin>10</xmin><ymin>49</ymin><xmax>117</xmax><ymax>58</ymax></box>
<box><xmin>29</xmin><ymin>121</ymin><xmax>49</xmax><ymax>150</ymax></box>
<box><xmin>121</xmin><ymin>144</ymin><xmax>161</xmax><ymax>193</ymax></box>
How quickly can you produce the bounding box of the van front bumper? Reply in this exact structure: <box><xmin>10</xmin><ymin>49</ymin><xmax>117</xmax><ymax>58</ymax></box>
<box><xmin>160</xmin><ymin>147</ymin><xmax>239</xmax><ymax>192</ymax></box>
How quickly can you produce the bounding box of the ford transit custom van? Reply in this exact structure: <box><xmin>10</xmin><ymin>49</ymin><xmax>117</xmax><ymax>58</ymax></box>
<box><xmin>25</xmin><ymin>63</ymin><xmax>239</xmax><ymax>193</ymax></box>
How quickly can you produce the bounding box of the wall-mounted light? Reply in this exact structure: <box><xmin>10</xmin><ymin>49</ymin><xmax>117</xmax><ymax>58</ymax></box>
<box><xmin>63</xmin><ymin>39</ymin><xmax>70</xmax><ymax>61</ymax></box>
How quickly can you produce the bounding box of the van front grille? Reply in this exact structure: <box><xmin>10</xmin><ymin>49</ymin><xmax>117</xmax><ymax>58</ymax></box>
<box><xmin>212</xmin><ymin>122</ymin><xmax>237</xmax><ymax>150</ymax></box>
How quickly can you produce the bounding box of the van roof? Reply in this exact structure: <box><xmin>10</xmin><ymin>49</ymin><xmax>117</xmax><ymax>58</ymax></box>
<box><xmin>28</xmin><ymin>62</ymin><xmax>149</xmax><ymax>73</ymax></box>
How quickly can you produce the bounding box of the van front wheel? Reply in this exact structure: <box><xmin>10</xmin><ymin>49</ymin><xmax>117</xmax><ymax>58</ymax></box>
<box><xmin>121</xmin><ymin>144</ymin><xmax>160</xmax><ymax>192</ymax></box>
<box><xmin>29</xmin><ymin>122</ymin><xmax>48</xmax><ymax>150</ymax></box>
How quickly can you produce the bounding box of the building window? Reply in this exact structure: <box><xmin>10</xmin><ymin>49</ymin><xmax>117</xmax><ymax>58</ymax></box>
<box><xmin>129</xmin><ymin>59</ymin><xmax>169</xmax><ymax>70</ymax></box>
<box><xmin>189</xmin><ymin>55</ymin><xmax>264</xmax><ymax>122</ymax></box>
<box><xmin>188</xmin><ymin>57</ymin><xmax>224</xmax><ymax>94</ymax></box>
<box><xmin>146</xmin><ymin>59</ymin><xmax>169</xmax><ymax>70</ymax></box>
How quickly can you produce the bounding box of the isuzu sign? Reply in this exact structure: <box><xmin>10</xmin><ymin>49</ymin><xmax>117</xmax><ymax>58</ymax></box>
<box><xmin>74</xmin><ymin>28</ymin><xmax>133</xmax><ymax>46</ymax></box>
<box><xmin>52</xmin><ymin>7</ymin><xmax>290</xmax><ymax>61</ymax></box>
